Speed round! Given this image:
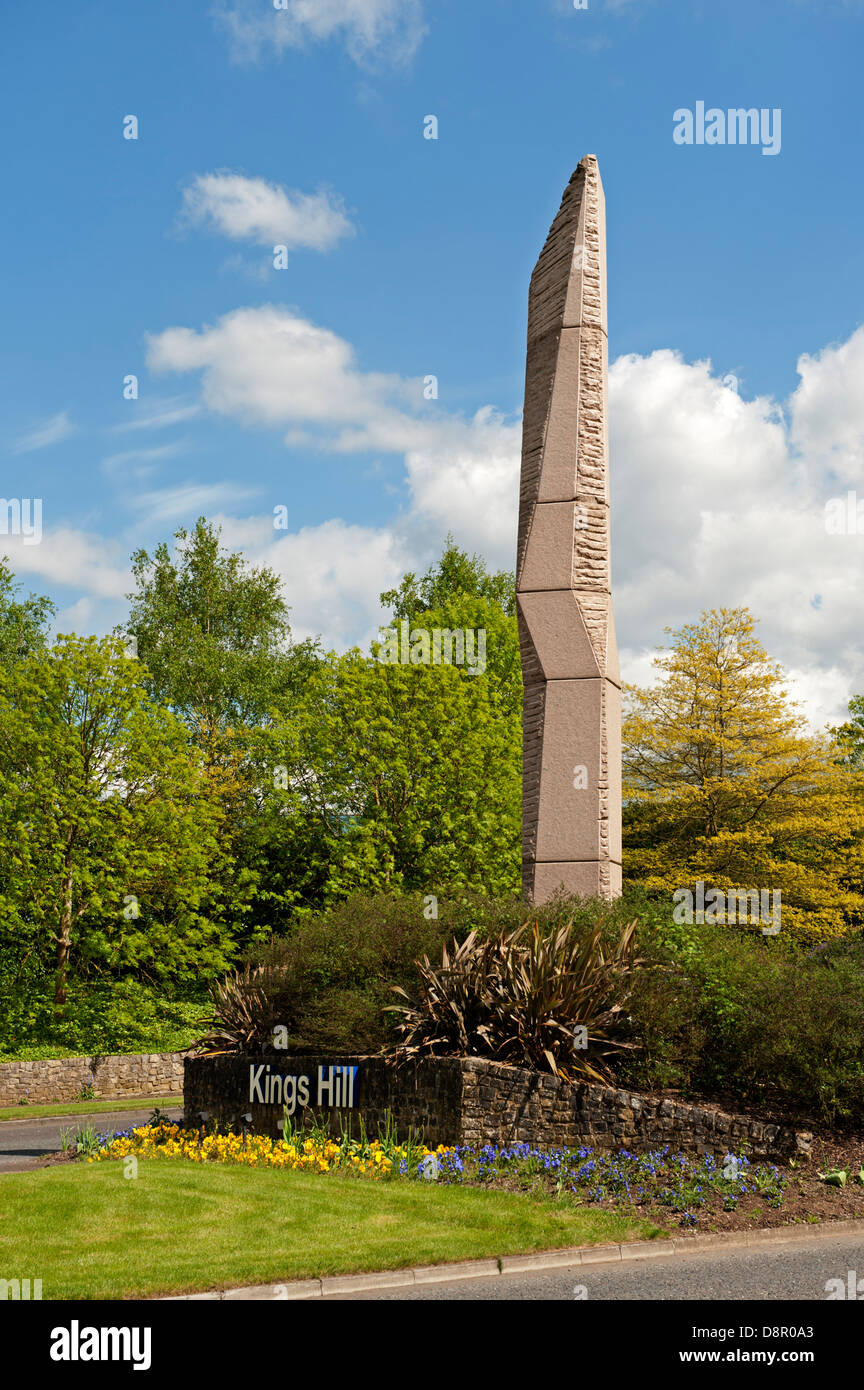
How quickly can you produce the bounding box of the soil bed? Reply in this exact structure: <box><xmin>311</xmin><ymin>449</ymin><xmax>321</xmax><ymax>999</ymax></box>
<box><xmin>485</xmin><ymin>1133</ymin><xmax>864</xmax><ymax>1234</ymax></box>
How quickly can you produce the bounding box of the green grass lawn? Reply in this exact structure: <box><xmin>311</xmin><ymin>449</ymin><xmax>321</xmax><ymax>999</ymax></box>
<box><xmin>0</xmin><ymin>1096</ymin><xmax>180</xmax><ymax>1123</ymax></box>
<box><xmin>0</xmin><ymin>1159</ymin><xmax>664</xmax><ymax>1299</ymax></box>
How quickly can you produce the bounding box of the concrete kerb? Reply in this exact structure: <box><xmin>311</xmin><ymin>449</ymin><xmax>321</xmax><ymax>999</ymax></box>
<box><xmin>160</xmin><ymin>1217</ymin><xmax>864</xmax><ymax>1300</ymax></box>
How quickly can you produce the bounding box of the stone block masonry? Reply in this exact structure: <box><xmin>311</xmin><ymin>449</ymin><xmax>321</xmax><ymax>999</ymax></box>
<box><xmin>0</xmin><ymin>1051</ymin><xmax>188</xmax><ymax>1106</ymax></box>
<box><xmin>518</xmin><ymin>155</ymin><xmax>622</xmax><ymax>904</ymax></box>
<box><xmin>185</xmin><ymin>1055</ymin><xmax>811</xmax><ymax>1162</ymax></box>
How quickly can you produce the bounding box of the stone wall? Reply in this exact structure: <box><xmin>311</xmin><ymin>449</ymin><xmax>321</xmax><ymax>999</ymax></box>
<box><xmin>184</xmin><ymin>1054</ymin><xmax>812</xmax><ymax>1161</ymax></box>
<box><xmin>0</xmin><ymin>1052</ymin><xmax>188</xmax><ymax>1107</ymax></box>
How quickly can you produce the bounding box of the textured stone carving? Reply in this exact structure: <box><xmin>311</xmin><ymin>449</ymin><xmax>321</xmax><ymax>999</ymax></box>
<box><xmin>518</xmin><ymin>155</ymin><xmax>622</xmax><ymax>902</ymax></box>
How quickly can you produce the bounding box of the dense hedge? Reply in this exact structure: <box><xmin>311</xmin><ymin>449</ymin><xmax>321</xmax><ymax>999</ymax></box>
<box><xmin>7</xmin><ymin>884</ymin><xmax>864</xmax><ymax>1128</ymax></box>
<box><xmin>202</xmin><ymin>887</ymin><xmax>864</xmax><ymax>1127</ymax></box>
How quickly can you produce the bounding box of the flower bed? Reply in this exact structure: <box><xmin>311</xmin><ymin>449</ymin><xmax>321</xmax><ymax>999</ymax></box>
<box><xmin>88</xmin><ymin>1121</ymin><xmax>415</xmax><ymax>1179</ymax></box>
<box><xmin>87</xmin><ymin>1120</ymin><xmax>799</xmax><ymax>1227</ymax></box>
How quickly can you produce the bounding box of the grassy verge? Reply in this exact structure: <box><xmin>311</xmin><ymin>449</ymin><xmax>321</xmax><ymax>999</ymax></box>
<box><xmin>0</xmin><ymin>1097</ymin><xmax>180</xmax><ymax>1123</ymax></box>
<box><xmin>0</xmin><ymin>1159</ymin><xmax>663</xmax><ymax>1299</ymax></box>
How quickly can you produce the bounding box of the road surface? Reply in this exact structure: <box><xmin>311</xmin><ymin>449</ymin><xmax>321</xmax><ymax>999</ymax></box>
<box><xmin>327</xmin><ymin>1232</ymin><xmax>864</xmax><ymax>1300</ymax></box>
<box><xmin>0</xmin><ymin>1105</ymin><xmax>183</xmax><ymax>1173</ymax></box>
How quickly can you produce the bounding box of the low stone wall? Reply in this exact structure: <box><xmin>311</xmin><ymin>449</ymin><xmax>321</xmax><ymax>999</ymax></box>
<box><xmin>184</xmin><ymin>1054</ymin><xmax>812</xmax><ymax>1161</ymax></box>
<box><xmin>184</xmin><ymin>1054</ymin><xmax>463</xmax><ymax>1148</ymax></box>
<box><xmin>0</xmin><ymin>1052</ymin><xmax>188</xmax><ymax>1107</ymax></box>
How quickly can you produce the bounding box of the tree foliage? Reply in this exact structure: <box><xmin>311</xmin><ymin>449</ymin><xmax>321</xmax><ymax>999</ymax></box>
<box><xmin>0</xmin><ymin>635</ymin><xmax>233</xmax><ymax>1005</ymax></box>
<box><xmin>623</xmin><ymin>608</ymin><xmax>864</xmax><ymax>940</ymax></box>
<box><xmin>0</xmin><ymin>556</ymin><xmax>54</xmax><ymax>669</ymax></box>
<box><xmin>9</xmin><ymin>531</ymin><xmax>864</xmax><ymax>1055</ymax></box>
<box><xmin>264</xmin><ymin>646</ymin><xmax>521</xmax><ymax>904</ymax></box>
<box><xmin>831</xmin><ymin>694</ymin><xmax>864</xmax><ymax>771</ymax></box>
<box><xmin>380</xmin><ymin>534</ymin><xmax>515</xmax><ymax>620</ymax></box>
<box><xmin>125</xmin><ymin>517</ymin><xmax>317</xmax><ymax>755</ymax></box>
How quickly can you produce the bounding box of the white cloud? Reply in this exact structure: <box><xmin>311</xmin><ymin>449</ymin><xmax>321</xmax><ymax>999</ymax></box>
<box><xmin>781</xmin><ymin>665</ymin><xmax>852</xmax><ymax>736</ymax></box>
<box><xmin>1</xmin><ymin>528</ymin><xmax>128</xmax><ymax>600</ymax></box>
<box><xmin>12</xmin><ymin>411</ymin><xmax>75</xmax><ymax>454</ymax></box>
<box><xmin>215</xmin><ymin>513</ymin><xmax>408</xmax><ymax>651</ymax></box>
<box><xmin>180</xmin><ymin>172</ymin><xmax>354</xmax><ymax>253</ymax></box>
<box><xmin>789</xmin><ymin>325</ymin><xmax>864</xmax><ymax>482</ymax></box>
<box><xmin>608</xmin><ymin>343</ymin><xmax>864</xmax><ymax>730</ymax></box>
<box><xmin>215</xmin><ymin>0</ymin><xmax>427</xmax><ymax>68</ymax></box>
<box><xmin>400</xmin><ymin>407</ymin><xmax>521</xmax><ymax>569</ymax></box>
<box><xmin>54</xmin><ymin>595</ymin><xmax>100</xmax><ymax>631</ymax></box>
<box><xmin>146</xmin><ymin>304</ymin><xmax>420</xmax><ymax>439</ymax></box>
<box><xmin>143</xmin><ymin>304</ymin><xmax>864</xmax><ymax>724</ymax></box>
<box><xmin>146</xmin><ymin>302</ymin><xmax>522</xmax><ymax>567</ymax></box>
<box><xmin>34</xmin><ymin>296</ymin><xmax>863</xmax><ymax>729</ymax></box>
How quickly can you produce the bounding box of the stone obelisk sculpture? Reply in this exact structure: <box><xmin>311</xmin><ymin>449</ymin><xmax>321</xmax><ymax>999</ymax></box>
<box><xmin>517</xmin><ymin>155</ymin><xmax>622</xmax><ymax>903</ymax></box>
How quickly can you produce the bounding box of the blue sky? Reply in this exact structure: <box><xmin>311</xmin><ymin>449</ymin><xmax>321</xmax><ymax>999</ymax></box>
<box><xmin>2</xmin><ymin>0</ymin><xmax>863</xmax><ymax>725</ymax></box>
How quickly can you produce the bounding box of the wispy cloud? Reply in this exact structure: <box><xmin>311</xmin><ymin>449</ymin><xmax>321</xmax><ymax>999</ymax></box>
<box><xmin>214</xmin><ymin>0</ymin><xmax>427</xmax><ymax>70</ymax></box>
<box><xmin>101</xmin><ymin>442</ymin><xmax>184</xmax><ymax>480</ymax></box>
<box><xmin>12</xmin><ymin>411</ymin><xmax>75</xmax><ymax>454</ymax></box>
<box><xmin>129</xmin><ymin>481</ymin><xmax>261</xmax><ymax>525</ymax></box>
<box><xmin>110</xmin><ymin>397</ymin><xmax>202</xmax><ymax>432</ymax></box>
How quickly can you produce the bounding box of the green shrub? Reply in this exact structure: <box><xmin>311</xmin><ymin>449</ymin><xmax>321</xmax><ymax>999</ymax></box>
<box><xmin>197</xmin><ymin>892</ymin><xmax>454</xmax><ymax>1054</ymax></box>
<box><xmin>198</xmin><ymin>890</ymin><xmax>652</xmax><ymax>1068</ymax></box>
<box><xmin>617</xmin><ymin>901</ymin><xmax>864</xmax><ymax>1125</ymax></box>
<box><xmin>386</xmin><ymin>917</ymin><xmax>644</xmax><ymax>1080</ymax></box>
<box><xmin>183</xmin><ymin>882</ymin><xmax>864</xmax><ymax>1127</ymax></box>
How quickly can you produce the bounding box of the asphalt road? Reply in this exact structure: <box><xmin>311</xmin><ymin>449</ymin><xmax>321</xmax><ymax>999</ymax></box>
<box><xmin>0</xmin><ymin>1105</ymin><xmax>183</xmax><ymax>1173</ymax></box>
<box><xmin>329</xmin><ymin>1233</ymin><xmax>864</xmax><ymax>1300</ymax></box>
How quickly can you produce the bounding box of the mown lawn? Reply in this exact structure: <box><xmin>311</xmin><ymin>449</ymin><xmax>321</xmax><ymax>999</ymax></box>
<box><xmin>0</xmin><ymin>1096</ymin><xmax>179</xmax><ymax>1122</ymax></box>
<box><xmin>0</xmin><ymin>1159</ymin><xmax>664</xmax><ymax>1299</ymax></box>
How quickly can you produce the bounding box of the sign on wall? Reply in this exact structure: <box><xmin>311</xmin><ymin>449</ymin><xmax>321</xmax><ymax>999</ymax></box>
<box><xmin>248</xmin><ymin>1063</ymin><xmax>359</xmax><ymax>1117</ymax></box>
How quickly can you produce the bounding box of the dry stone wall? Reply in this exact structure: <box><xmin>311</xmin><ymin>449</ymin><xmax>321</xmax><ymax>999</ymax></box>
<box><xmin>185</xmin><ymin>1054</ymin><xmax>812</xmax><ymax>1161</ymax></box>
<box><xmin>0</xmin><ymin>1052</ymin><xmax>188</xmax><ymax>1106</ymax></box>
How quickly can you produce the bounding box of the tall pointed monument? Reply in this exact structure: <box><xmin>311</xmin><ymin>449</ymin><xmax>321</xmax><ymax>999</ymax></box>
<box><xmin>517</xmin><ymin>155</ymin><xmax>622</xmax><ymax>903</ymax></box>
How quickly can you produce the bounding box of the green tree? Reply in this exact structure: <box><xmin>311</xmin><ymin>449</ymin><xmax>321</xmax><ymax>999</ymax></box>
<box><xmin>125</xmin><ymin>517</ymin><xmax>317</xmax><ymax>757</ymax></box>
<box><xmin>380</xmin><ymin>537</ymin><xmax>520</xmax><ymax>713</ymax></box>
<box><xmin>265</xmin><ymin>646</ymin><xmax>521</xmax><ymax>905</ymax></box>
<box><xmin>0</xmin><ymin>557</ymin><xmax>54</xmax><ymax>668</ymax></box>
<box><xmin>380</xmin><ymin>534</ymin><xmax>515</xmax><ymax>620</ymax></box>
<box><xmin>0</xmin><ymin>635</ymin><xmax>233</xmax><ymax>1006</ymax></box>
<box><xmin>234</xmin><ymin>539</ymin><xmax>523</xmax><ymax>921</ymax></box>
<box><xmin>623</xmin><ymin>608</ymin><xmax>864</xmax><ymax>941</ymax></box>
<box><xmin>123</xmin><ymin>518</ymin><xmax>320</xmax><ymax>942</ymax></box>
<box><xmin>831</xmin><ymin>695</ymin><xmax>864</xmax><ymax>770</ymax></box>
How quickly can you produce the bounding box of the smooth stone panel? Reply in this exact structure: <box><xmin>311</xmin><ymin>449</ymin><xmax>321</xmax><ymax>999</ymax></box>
<box><xmin>517</xmin><ymin>590</ymin><xmax>600</xmax><ymax>680</ymax></box>
<box><xmin>519</xmin><ymin>501</ymin><xmax>577</xmax><ymax>591</ymax></box>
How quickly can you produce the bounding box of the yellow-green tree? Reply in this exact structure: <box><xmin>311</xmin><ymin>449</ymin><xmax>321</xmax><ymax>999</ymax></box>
<box><xmin>623</xmin><ymin>608</ymin><xmax>864</xmax><ymax>942</ymax></box>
